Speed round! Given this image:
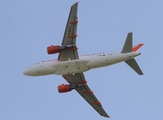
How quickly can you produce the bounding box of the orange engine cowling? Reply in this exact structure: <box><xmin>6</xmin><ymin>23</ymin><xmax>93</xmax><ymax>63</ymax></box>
<box><xmin>47</xmin><ymin>45</ymin><xmax>60</xmax><ymax>54</ymax></box>
<box><xmin>58</xmin><ymin>84</ymin><xmax>71</xmax><ymax>93</ymax></box>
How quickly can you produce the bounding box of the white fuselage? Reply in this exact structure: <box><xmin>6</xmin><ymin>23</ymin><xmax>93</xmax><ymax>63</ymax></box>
<box><xmin>23</xmin><ymin>52</ymin><xmax>140</xmax><ymax>76</ymax></box>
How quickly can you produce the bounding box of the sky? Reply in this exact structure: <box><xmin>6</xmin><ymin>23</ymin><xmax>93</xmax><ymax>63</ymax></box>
<box><xmin>0</xmin><ymin>0</ymin><xmax>163</xmax><ymax>120</ymax></box>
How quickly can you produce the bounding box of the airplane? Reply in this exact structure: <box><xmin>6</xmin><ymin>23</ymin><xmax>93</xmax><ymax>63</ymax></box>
<box><xmin>23</xmin><ymin>2</ymin><xmax>144</xmax><ymax>118</ymax></box>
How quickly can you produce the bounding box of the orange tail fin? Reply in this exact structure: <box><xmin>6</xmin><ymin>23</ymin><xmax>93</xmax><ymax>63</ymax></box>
<box><xmin>132</xmin><ymin>44</ymin><xmax>144</xmax><ymax>52</ymax></box>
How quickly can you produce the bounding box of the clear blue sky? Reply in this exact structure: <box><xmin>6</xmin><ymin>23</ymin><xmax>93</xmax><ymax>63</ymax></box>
<box><xmin>0</xmin><ymin>0</ymin><xmax>163</xmax><ymax>120</ymax></box>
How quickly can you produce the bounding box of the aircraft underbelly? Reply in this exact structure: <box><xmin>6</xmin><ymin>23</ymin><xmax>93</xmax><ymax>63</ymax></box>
<box><xmin>54</xmin><ymin>60</ymin><xmax>89</xmax><ymax>75</ymax></box>
<box><xmin>87</xmin><ymin>54</ymin><xmax>131</xmax><ymax>69</ymax></box>
<box><xmin>87</xmin><ymin>57</ymin><xmax>108</xmax><ymax>69</ymax></box>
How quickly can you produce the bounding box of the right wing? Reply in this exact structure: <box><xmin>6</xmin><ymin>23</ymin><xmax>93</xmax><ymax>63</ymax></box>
<box><xmin>63</xmin><ymin>73</ymin><xmax>110</xmax><ymax>118</ymax></box>
<box><xmin>58</xmin><ymin>2</ymin><xmax>79</xmax><ymax>61</ymax></box>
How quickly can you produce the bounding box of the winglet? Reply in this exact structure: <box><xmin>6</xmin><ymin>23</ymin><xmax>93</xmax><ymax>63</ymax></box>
<box><xmin>132</xmin><ymin>44</ymin><xmax>144</xmax><ymax>52</ymax></box>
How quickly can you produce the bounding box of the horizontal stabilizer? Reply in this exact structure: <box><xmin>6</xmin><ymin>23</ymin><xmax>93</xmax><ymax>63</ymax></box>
<box><xmin>121</xmin><ymin>32</ymin><xmax>132</xmax><ymax>53</ymax></box>
<box><xmin>125</xmin><ymin>59</ymin><xmax>143</xmax><ymax>75</ymax></box>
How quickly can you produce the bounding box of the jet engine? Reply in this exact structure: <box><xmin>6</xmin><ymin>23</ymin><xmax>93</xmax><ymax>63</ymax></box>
<box><xmin>47</xmin><ymin>45</ymin><xmax>76</xmax><ymax>54</ymax></box>
<box><xmin>47</xmin><ymin>45</ymin><xmax>60</xmax><ymax>54</ymax></box>
<box><xmin>58</xmin><ymin>84</ymin><xmax>77</xmax><ymax>93</ymax></box>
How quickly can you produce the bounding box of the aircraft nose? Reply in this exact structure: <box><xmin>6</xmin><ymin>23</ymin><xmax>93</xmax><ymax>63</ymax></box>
<box><xmin>23</xmin><ymin>68</ymin><xmax>32</xmax><ymax>76</ymax></box>
<box><xmin>23</xmin><ymin>66</ymin><xmax>38</xmax><ymax>76</ymax></box>
<box><xmin>23</xmin><ymin>64</ymin><xmax>41</xmax><ymax>76</ymax></box>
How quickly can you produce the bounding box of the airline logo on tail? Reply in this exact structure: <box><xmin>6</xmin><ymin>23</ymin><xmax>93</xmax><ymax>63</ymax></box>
<box><xmin>132</xmin><ymin>44</ymin><xmax>144</xmax><ymax>52</ymax></box>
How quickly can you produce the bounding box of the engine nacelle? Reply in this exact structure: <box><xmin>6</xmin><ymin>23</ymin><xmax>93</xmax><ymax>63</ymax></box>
<box><xmin>47</xmin><ymin>45</ymin><xmax>76</xmax><ymax>55</ymax></box>
<box><xmin>47</xmin><ymin>45</ymin><xmax>60</xmax><ymax>54</ymax></box>
<box><xmin>58</xmin><ymin>84</ymin><xmax>78</xmax><ymax>93</ymax></box>
<box><xmin>58</xmin><ymin>84</ymin><xmax>71</xmax><ymax>93</ymax></box>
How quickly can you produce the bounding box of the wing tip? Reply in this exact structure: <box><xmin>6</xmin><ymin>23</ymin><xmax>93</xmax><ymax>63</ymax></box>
<box><xmin>102</xmin><ymin>115</ymin><xmax>110</xmax><ymax>118</ymax></box>
<box><xmin>71</xmin><ymin>2</ymin><xmax>79</xmax><ymax>8</ymax></box>
<box><xmin>74</xmin><ymin>1</ymin><xmax>80</xmax><ymax>5</ymax></box>
<box><xmin>104</xmin><ymin>116</ymin><xmax>110</xmax><ymax>118</ymax></box>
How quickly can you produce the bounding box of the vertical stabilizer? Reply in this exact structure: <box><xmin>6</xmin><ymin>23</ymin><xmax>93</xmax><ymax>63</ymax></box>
<box><xmin>132</xmin><ymin>44</ymin><xmax>144</xmax><ymax>52</ymax></box>
<box><xmin>121</xmin><ymin>32</ymin><xmax>132</xmax><ymax>53</ymax></box>
<box><xmin>121</xmin><ymin>32</ymin><xmax>144</xmax><ymax>75</ymax></box>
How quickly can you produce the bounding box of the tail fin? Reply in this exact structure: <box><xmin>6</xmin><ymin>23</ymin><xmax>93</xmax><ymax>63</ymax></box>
<box><xmin>121</xmin><ymin>32</ymin><xmax>144</xmax><ymax>75</ymax></box>
<box><xmin>132</xmin><ymin>44</ymin><xmax>144</xmax><ymax>52</ymax></box>
<box><xmin>121</xmin><ymin>32</ymin><xmax>132</xmax><ymax>53</ymax></box>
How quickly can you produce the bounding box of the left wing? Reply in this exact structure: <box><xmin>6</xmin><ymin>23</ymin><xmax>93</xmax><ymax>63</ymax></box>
<box><xmin>63</xmin><ymin>73</ymin><xmax>110</xmax><ymax>118</ymax></box>
<box><xmin>58</xmin><ymin>3</ymin><xmax>79</xmax><ymax>61</ymax></box>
